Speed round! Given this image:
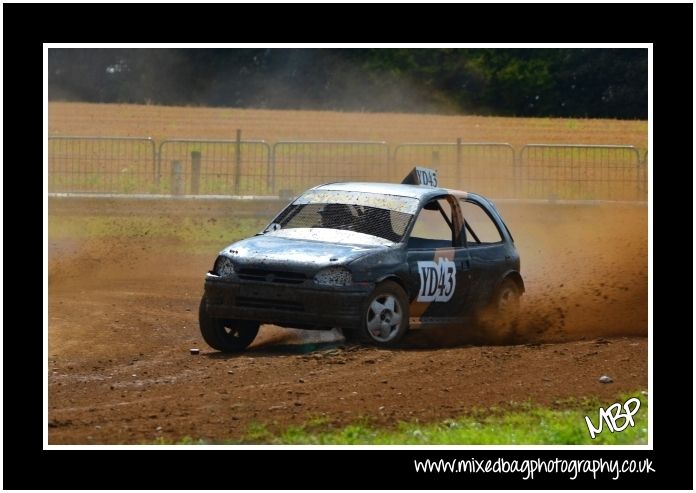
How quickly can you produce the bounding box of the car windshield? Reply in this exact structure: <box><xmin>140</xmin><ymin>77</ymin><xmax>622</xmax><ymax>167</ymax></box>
<box><xmin>267</xmin><ymin>190</ymin><xmax>418</xmax><ymax>244</ymax></box>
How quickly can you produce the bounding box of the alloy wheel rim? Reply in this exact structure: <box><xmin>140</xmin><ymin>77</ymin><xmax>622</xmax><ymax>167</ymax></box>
<box><xmin>366</xmin><ymin>294</ymin><xmax>402</xmax><ymax>342</ymax></box>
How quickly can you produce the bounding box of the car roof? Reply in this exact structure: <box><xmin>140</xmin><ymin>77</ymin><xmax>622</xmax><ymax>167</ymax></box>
<box><xmin>313</xmin><ymin>182</ymin><xmax>458</xmax><ymax>200</ymax></box>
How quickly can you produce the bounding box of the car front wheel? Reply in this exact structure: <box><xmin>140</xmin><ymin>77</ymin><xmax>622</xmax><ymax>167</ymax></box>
<box><xmin>360</xmin><ymin>281</ymin><xmax>409</xmax><ymax>347</ymax></box>
<box><xmin>199</xmin><ymin>296</ymin><xmax>259</xmax><ymax>352</ymax></box>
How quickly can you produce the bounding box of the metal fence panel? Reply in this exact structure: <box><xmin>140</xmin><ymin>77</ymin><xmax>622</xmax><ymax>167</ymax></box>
<box><xmin>518</xmin><ymin>145</ymin><xmax>643</xmax><ymax>201</ymax></box>
<box><xmin>48</xmin><ymin>135</ymin><xmax>648</xmax><ymax>202</ymax></box>
<box><xmin>157</xmin><ymin>139</ymin><xmax>272</xmax><ymax>195</ymax></box>
<box><xmin>271</xmin><ymin>141</ymin><xmax>390</xmax><ymax>196</ymax></box>
<box><xmin>393</xmin><ymin>142</ymin><xmax>516</xmax><ymax>197</ymax></box>
<box><xmin>48</xmin><ymin>137</ymin><xmax>156</xmax><ymax>193</ymax></box>
<box><xmin>639</xmin><ymin>149</ymin><xmax>648</xmax><ymax>199</ymax></box>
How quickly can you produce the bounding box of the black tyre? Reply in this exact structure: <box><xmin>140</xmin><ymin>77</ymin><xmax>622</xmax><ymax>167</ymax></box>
<box><xmin>494</xmin><ymin>278</ymin><xmax>521</xmax><ymax>316</ymax></box>
<box><xmin>480</xmin><ymin>278</ymin><xmax>521</xmax><ymax>343</ymax></box>
<box><xmin>360</xmin><ymin>281</ymin><xmax>409</xmax><ymax>347</ymax></box>
<box><xmin>199</xmin><ymin>296</ymin><xmax>259</xmax><ymax>352</ymax></box>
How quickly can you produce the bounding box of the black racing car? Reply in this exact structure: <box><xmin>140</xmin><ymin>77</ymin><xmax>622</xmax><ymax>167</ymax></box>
<box><xmin>199</xmin><ymin>168</ymin><xmax>524</xmax><ymax>350</ymax></box>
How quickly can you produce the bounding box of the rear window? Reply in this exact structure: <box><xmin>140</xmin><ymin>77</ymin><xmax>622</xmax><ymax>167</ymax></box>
<box><xmin>460</xmin><ymin>199</ymin><xmax>503</xmax><ymax>244</ymax></box>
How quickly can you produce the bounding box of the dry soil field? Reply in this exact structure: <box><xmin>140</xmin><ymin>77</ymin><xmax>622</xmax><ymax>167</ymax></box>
<box><xmin>48</xmin><ymin>102</ymin><xmax>648</xmax><ymax>150</ymax></box>
<box><xmin>47</xmin><ymin>103</ymin><xmax>648</xmax><ymax>444</ymax></box>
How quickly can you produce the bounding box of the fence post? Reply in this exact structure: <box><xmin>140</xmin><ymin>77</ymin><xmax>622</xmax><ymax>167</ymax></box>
<box><xmin>171</xmin><ymin>160</ymin><xmax>184</xmax><ymax>196</ymax></box>
<box><xmin>391</xmin><ymin>146</ymin><xmax>400</xmax><ymax>183</ymax></box>
<box><xmin>513</xmin><ymin>147</ymin><xmax>521</xmax><ymax>199</ymax></box>
<box><xmin>235</xmin><ymin>129</ymin><xmax>242</xmax><ymax>195</ymax></box>
<box><xmin>636</xmin><ymin>160</ymin><xmax>640</xmax><ymax>202</ymax></box>
<box><xmin>190</xmin><ymin>151</ymin><xmax>201</xmax><ymax>195</ymax></box>
<box><xmin>267</xmin><ymin>148</ymin><xmax>274</xmax><ymax>195</ymax></box>
<box><xmin>431</xmin><ymin>150</ymin><xmax>440</xmax><ymax>169</ymax></box>
<box><xmin>156</xmin><ymin>144</ymin><xmax>162</xmax><ymax>189</ymax></box>
<box><xmin>153</xmin><ymin>147</ymin><xmax>158</xmax><ymax>185</ymax></box>
<box><xmin>386</xmin><ymin>144</ymin><xmax>393</xmax><ymax>182</ymax></box>
<box><xmin>456</xmin><ymin>138</ymin><xmax>462</xmax><ymax>188</ymax></box>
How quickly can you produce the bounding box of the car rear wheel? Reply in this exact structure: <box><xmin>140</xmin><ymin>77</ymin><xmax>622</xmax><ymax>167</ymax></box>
<box><xmin>360</xmin><ymin>281</ymin><xmax>409</xmax><ymax>347</ymax></box>
<box><xmin>481</xmin><ymin>278</ymin><xmax>521</xmax><ymax>343</ymax></box>
<box><xmin>495</xmin><ymin>278</ymin><xmax>521</xmax><ymax>316</ymax></box>
<box><xmin>199</xmin><ymin>296</ymin><xmax>259</xmax><ymax>352</ymax></box>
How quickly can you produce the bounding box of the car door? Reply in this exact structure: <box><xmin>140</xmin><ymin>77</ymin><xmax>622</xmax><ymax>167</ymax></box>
<box><xmin>405</xmin><ymin>195</ymin><xmax>472</xmax><ymax>325</ymax></box>
<box><xmin>459</xmin><ymin>197</ymin><xmax>510</xmax><ymax>308</ymax></box>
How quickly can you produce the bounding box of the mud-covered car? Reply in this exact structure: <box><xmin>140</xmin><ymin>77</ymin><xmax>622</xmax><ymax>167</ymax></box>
<box><xmin>199</xmin><ymin>168</ymin><xmax>524</xmax><ymax>351</ymax></box>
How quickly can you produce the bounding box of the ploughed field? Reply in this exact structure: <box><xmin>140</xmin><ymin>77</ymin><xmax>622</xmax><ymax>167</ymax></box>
<box><xmin>48</xmin><ymin>102</ymin><xmax>648</xmax><ymax>150</ymax></box>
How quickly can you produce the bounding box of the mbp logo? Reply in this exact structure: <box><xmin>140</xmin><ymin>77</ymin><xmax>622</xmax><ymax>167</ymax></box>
<box><xmin>584</xmin><ymin>397</ymin><xmax>641</xmax><ymax>439</ymax></box>
<box><xmin>417</xmin><ymin>258</ymin><xmax>456</xmax><ymax>302</ymax></box>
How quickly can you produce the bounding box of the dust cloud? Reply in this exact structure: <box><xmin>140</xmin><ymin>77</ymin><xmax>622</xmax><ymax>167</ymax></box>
<box><xmin>48</xmin><ymin>200</ymin><xmax>647</xmax><ymax>349</ymax></box>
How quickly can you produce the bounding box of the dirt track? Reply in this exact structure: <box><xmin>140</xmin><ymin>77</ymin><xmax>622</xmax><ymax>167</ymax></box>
<box><xmin>47</xmin><ymin>202</ymin><xmax>648</xmax><ymax>444</ymax></box>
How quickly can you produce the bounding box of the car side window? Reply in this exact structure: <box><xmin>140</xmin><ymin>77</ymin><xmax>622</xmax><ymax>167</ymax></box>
<box><xmin>460</xmin><ymin>200</ymin><xmax>503</xmax><ymax>245</ymax></box>
<box><xmin>408</xmin><ymin>199</ymin><xmax>455</xmax><ymax>249</ymax></box>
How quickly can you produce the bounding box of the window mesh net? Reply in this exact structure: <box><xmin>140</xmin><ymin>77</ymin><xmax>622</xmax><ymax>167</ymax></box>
<box><xmin>275</xmin><ymin>204</ymin><xmax>413</xmax><ymax>243</ymax></box>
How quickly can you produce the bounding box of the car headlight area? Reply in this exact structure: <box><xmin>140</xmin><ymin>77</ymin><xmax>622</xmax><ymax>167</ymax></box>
<box><xmin>213</xmin><ymin>255</ymin><xmax>236</xmax><ymax>277</ymax></box>
<box><xmin>313</xmin><ymin>267</ymin><xmax>352</xmax><ymax>286</ymax></box>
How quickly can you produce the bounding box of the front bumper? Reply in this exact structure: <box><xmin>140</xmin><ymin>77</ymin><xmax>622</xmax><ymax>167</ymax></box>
<box><xmin>203</xmin><ymin>273</ymin><xmax>373</xmax><ymax>330</ymax></box>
